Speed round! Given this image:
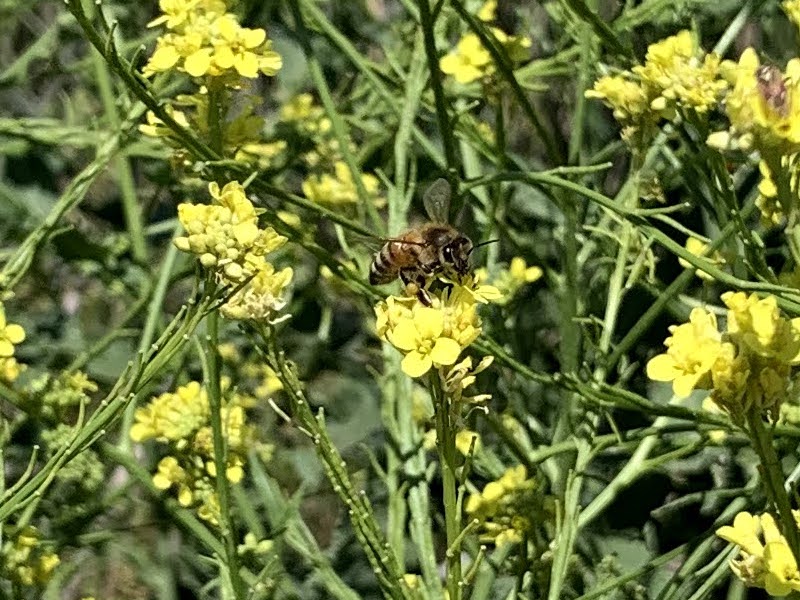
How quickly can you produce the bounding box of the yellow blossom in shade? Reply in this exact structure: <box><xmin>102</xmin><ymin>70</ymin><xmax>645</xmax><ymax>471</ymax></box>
<box><xmin>0</xmin><ymin>304</ymin><xmax>25</xmax><ymax>358</ymax></box>
<box><xmin>678</xmin><ymin>237</ymin><xmax>726</xmax><ymax>280</ymax></box>
<box><xmin>138</xmin><ymin>107</ymin><xmax>191</xmax><ymax>138</ymax></box>
<box><xmin>756</xmin><ymin>155</ymin><xmax>800</xmax><ymax>228</ymax></box>
<box><xmin>646</xmin><ymin>308</ymin><xmax>723</xmax><ymax>397</ymax></box>
<box><xmin>440</xmin><ymin>28</ymin><xmax>531</xmax><ymax>85</ymax></box>
<box><xmin>722</xmin><ymin>292</ymin><xmax>800</xmax><ymax>364</ymax></box>
<box><xmin>722</xmin><ymin>48</ymin><xmax>800</xmax><ymax>151</ymax></box>
<box><xmin>0</xmin><ymin>357</ymin><xmax>24</xmax><ymax>384</ymax></box>
<box><xmin>708</xmin><ymin>342</ymin><xmax>750</xmax><ymax>419</ymax></box>
<box><xmin>440</xmin><ymin>33</ymin><xmax>491</xmax><ymax>84</ymax></box>
<box><xmin>465</xmin><ymin>465</ymin><xmax>540</xmax><ymax>546</ymax></box>
<box><xmin>1</xmin><ymin>526</ymin><xmax>61</xmax><ymax>587</ymax></box>
<box><xmin>220</xmin><ymin>259</ymin><xmax>293</xmax><ymax>321</ymax></box>
<box><xmin>455</xmin><ymin>430</ymin><xmax>481</xmax><ymax>455</ymax></box>
<box><xmin>386</xmin><ymin>306</ymin><xmax>462</xmax><ymax>377</ymax></box>
<box><xmin>585</xmin><ymin>75</ymin><xmax>650</xmax><ymax>122</ymax></box>
<box><xmin>475</xmin><ymin>257</ymin><xmax>543</xmax><ymax>305</ymax></box>
<box><xmin>302</xmin><ymin>161</ymin><xmax>383</xmax><ymax>206</ymax></box>
<box><xmin>130</xmin><ymin>381</ymin><xmax>210</xmax><ymax>442</ymax></box>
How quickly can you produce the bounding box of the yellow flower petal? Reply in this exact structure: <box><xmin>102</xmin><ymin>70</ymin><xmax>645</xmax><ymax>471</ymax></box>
<box><xmin>4</xmin><ymin>324</ymin><xmax>24</xmax><ymax>345</ymax></box>
<box><xmin>0</xmin><ymin>340</ymin><xmax>14</xmax><ymax>358</ymax></box>
<box><xmin>388</xmin><ymin>320</ymin><xmax>419</xmax><ymax>352</ymax></box>
<box><xmin>234</xmin><ymin>52</ymin><xmax>260</xmax><ymax>78</ymax></box>
<box><xmin>430</xmin><ymin>337</ymin><xmax>461</xmax><ymax>366</ymax></box>
<box><xmin>401</xmin><ymin>351</ymin><xmax>433</xmax><ymax>378</ymax></box>
<box><xmin>184</xmin><ymin>49</ymin><xmax>213</xmax><ymax>77</ymax></box>
<box><xmin>645</xmin><ymin>354</ymin><xmax>679</xmax><ymax>381</ymax></box>
<box><xmin>414</xmin><ymin>307</ymin><xmax>444</xmax><ymax>339</ymax></box>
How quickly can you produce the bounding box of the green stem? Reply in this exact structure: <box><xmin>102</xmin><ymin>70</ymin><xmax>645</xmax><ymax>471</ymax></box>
<box><xmin>202</xmin><ymin>309</ymin><xmax>246</xmax><ymax>599</ymax></box>
<box><xmin>746</xmin><ymin>411</ymin><xmax>800</xmax><ymax>565</ymax></box>
<box><xmin>431</xmin><ymin>371</ymin><xmax>462</xmax><ymax>600</ymax></box>
<box><xmin>87</xmin><ymin>7</ymin><xmax>147</xmax><ymax>264</ymax></box>
<box><xmin>417</xmin><ymin>0</ymin><xmax>459</xmax><ymax>189</ymax></box>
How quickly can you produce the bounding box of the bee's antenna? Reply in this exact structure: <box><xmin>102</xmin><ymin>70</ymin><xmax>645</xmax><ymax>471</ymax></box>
<box><xmin>470</xmin><ymin>239</ymin><xmax>500</xmax><ymax>253</ymax></box>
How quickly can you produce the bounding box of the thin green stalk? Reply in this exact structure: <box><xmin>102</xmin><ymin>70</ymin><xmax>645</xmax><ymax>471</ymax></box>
<box><xmin>747</xmin><ymin>412</ymin><xmax>800</xmax><ymax>565</ymax></box>
<box><xmin>417</xmin><ymin>0</ymin><xmax>459</xmax><ymax>190</ymax></box>
<box><xmin>200</xmin><ymin>310</ymin><xmax>246</xmax><ymax>599</ymax></box>
<box><xmin>87</xmin><ymin>4</ymin><xmax>147</xmax><ymax>264</ymax></box>
<box><xmin>431</xmin><ymin>372</ymin><xmax>462</xmax><ymax>600</ymax></box>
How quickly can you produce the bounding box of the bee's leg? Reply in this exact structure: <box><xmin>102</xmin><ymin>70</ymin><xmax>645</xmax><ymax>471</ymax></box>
<box><xmin>400</xmin><ymin>268</ymin><xmax>432</xmax><ymax>306</ymax></box>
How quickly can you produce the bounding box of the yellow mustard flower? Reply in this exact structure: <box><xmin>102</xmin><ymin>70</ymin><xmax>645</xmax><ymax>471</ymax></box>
<box><xmin>0</xmin><ymin>304</ymin><xmax>24</xmax><ymax>359</ymax></box>
<box><xmin>465</xmin><ymin>465</ymin><xmax>539</xmax><ymax>546</ymax></box>
<box><xmin>386</xmin><ymin>306</ymin><xmax>462</xmax><ymax>377</ymax></box>
<box><xmin>1</xmin><ymin>526</ymin><xmax>60</xmax><ymax>587</ymax></box>
<box><xmin>0</xmin><ymin>357</ymin><xmax>24</xmax><ymax>385</ymax></box>
<box><xmin>586</xmin><ymin>75</ymin><xmax>650</xmax><ymax>123</ymax></box>
<box><xmin>130</xmin><ymin>380</ymin><xmax>210</xmax><ymax>442</ymax></box>
<box><xmin>455</xmin><ymin>430</ymin><xmax>481</xmax><ymax>455</ymax></box>
<box><xmin>220</xmin><ymin>259</ymin><xmax>293</xmax><ymax>321</ymax></box>
<box><xmin>756</xmin><ymin>154</ymin><xmax>800</xmax><ymax>227</ymax></box>
<box><xmin>475</xmin><ymin>257</ymin><xmax>542</xmax><ymax>305</ymax></box>
<box><xmin>677</xmin><ymin>237</ymin><xmax>726</xmax><ymax>280</ymax></box>
<box><xmin>143</xmin><ymin>1</ymin><xmax>281</xmax><ymax>81</ymax></box>
<box><xmin>722</xmin><ymin>292</ymin><xmax>800</xmax><ymax>364</ymax></box>
<box><xmin>440</xmin><ymin>28</ymin><xmax>531</xmax><ymax>85</ymax></box>
<box><xmin>152</xmin><ymin>456</ymin><xmax>194</xmax><ymax>506</ymax></box>
<box><xmin>717</xmin><ymin>511</ymin><xmax>800</xmax><ymax>596</ymax></box>
<box><xmin>723</xmin><ymin>48</ymin><xmax>800</xmax><ymax>151</ymax></box>
<box><xmin>440</xmin><ymin>33</ymin><xmax>492</xmax><ymax>84</ymax></box>
<box><xmin>646</xmin><ymin>307</ymin><xmax>723</xmax><ymax>397</ymax></box>
<box><xmin>632</xmin><ymin>30</ymin><xmax>727</xmax><ymax>117</ymax></box>
<box><xmin>302</xmin><ymin>161</ymin><xmax>383</xmax><ymax>206</ymax></box>
<box><xmin>174</xmin><ymin>181</ymin><xmax>287</xmax><ymax>283</ymax></box>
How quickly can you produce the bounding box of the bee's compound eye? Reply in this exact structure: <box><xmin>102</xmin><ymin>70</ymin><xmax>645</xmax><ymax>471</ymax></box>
<box><xmin>443</xmin><ymin>246</ymin><xmax>453</xmax><ymax>261</ymax></box>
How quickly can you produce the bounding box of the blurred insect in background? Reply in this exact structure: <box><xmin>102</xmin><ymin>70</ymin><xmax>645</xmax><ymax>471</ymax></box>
<box><xmin>756</xmin><ymin>64</ymin><xmax>789</xmax><ymax>117</ymax></box>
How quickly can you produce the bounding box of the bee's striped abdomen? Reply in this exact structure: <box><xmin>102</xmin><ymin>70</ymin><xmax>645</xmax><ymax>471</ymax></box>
<box><xmin>369</xmin><ymin>241</ymin><xmax>413</xmax><ymax>285</ymax></box>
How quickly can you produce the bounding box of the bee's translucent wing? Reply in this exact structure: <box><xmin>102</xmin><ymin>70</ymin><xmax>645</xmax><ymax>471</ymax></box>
<box><xmin>423</xmin><ymin>178</ymin><xmax>451</xmax><ymax>223</ymax></box>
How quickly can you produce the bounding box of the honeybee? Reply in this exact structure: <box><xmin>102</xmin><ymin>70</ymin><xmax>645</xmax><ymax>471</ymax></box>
<box><xmin>369</xmin><ymin>179</ymin><xmax>473</xmax><ymax>305</ymax></box>
<box><xmin>757</xmin><ymin>64</ymin><xmax>789</xmax><ymax>117</ymax></box>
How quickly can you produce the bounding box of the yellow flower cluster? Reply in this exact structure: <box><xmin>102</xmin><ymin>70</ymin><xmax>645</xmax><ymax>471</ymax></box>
<box><xmin>302</xmin><ymin>161</ymin><xmax>383</xmax><ymax>207</ymax></box>
<box><xmin>174</xmin><ymin>181</ymin><xmax>293</xmax><ymax>320</ymax></box>
<box><xmin>280</xmin><ymin>93</ymin><xmax>332</xmax><ymax>138</ymax></box>
<box><xmin>375</xmin><ymin>282</ymin><xmax>497</xmax><ymax>378</ymax></box>
<box><xmin>721</xmin><ymin>48</ymin><xmax>800</xmax><ymax>152</ymax></box>
<box><xmin>465</xmin><ymin>465</ymin><xmax>538</xmax><ymax>546</ymax></box>
<box><xmin>647</xmin><ymin>292</ymin><xmax>800</xmax><ymax>421</ymax></box>
<box><xmin>0</xmin><ymin>357</ymin><xmax>23</xmax><ymax>385</ymax></box>
<box><xmin>475</xmin><ymin>257</ymin><xmax>543</xmax><ymax>305</ymax></box>
<box><xmin>717</xmin><ymin>510</ymin><xmax>800</xmax><ymax>596</ymax></box>
<box><xmin>143</xmin><ymin>0</ymin><xmax>282</xmax><ymax>80</ymax></box>
<box><xmin>130</xmin><ymin>380</ymin><xmax>256</xmax><ymax>525</ymax></box>
<box><xmin>756</xmin><ymin>154</ymin><xmax>800</xmax><ymax>227</ymax></box>
<box><xmin>587</xmin><ymin>31</ymin><xmax>726</xmax><ymax>126</ymax></box>
<box><xmin>0</xmin><ymin>302</ymin><xmax>25</xmax><ymax>358</ymax></box>
<box><xmin>440</xmin><ymin>28</ymin><xmax>531</xmax><ymax>85</ymax></box>
<box><xmin>278</xmin><ymin>94</ymin><xmax>384</xmax><ymax>207</ymax></box>
<box><xmin>0</xmin><ymin>526</ymin><xmax>60</xmax><ymax>587</ymax></box>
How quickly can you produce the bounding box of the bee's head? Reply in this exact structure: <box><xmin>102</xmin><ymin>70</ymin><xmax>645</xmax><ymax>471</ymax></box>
<box><xmin>441</xmin><ymin>235</ymin><xmax>473</xmax><ymax>275</ymax></box>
